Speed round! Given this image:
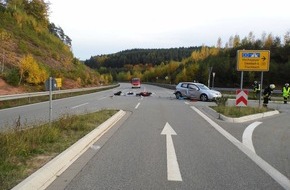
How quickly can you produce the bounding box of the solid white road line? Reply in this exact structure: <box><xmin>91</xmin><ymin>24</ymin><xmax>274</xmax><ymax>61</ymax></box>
<box><xmin>161</xmin><ymin>122</ymin><xmax>183</xmax><ymax>181</ymax></box>
<box><xmin>242</xmin><ymin>121</ymin><xmax>262</xmax><ymax>153</ymax></box>
<box><xmin>191</xmin><ymin>106</ymin><xmax>290</xmax><ymax>190</ymax></box>
<box><xmin>71</xmin><ymin>103</ymin><xmax>89</xmax><ymax>109</ymax></box>
<box><xmin>135</xmin><ymin>102</ymin><xmax>140</xmax><ymax>109</ymax></box>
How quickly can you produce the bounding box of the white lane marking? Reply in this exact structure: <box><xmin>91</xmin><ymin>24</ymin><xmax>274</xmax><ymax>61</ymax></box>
<box><xmin>98</xmin><ymin>97</ymin><xmax>107</xmax><ymax>100</ymax></box>
<box><xmin>161</xmin><ymin>122</ymin><xmax>183</xmax><ymax>181</ymax></box>
<box><xmin>135</xmin><ymin>102</ymin><xmax>140</xmax><ymax>109</ymax></box>
<box><xmin>242</xmin><ymin>122</ymin><xmax>262</xmax><ymax>153</ymax></box>
<box><xmin>184</xmin><ymin>102</ymin><xmax>189</xmax><ymax>105</ymax></box>
<box><xmin>71</xmin><ymin>103</ymin><xmax>88</xmax><ymax>109</ymax></box>
<box><xmin>191</xmin><ymin>106</ymin><xmax>290</xmax><ymax>189</ymax></box>
<box><xmin>90</xmin><ymin>145</ymin><xmax>101</xmax><ymax>150</ymax></box>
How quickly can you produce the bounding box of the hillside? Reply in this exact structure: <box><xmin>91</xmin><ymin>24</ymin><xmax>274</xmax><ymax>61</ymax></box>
<box><xmin>0</xmin><ymin>78</ymin><xmax>25</xmax><ymax>95</ymax></box>
<box><xmin>0</xmin><ymin>1</ymin><xmax>110</xmax><ymax>95</ymax></box>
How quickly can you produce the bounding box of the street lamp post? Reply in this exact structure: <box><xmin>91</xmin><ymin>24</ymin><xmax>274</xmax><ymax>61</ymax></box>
<box><xmin>1</xmin><ymin>32</ymin><xmax>4</xmax><ymax>73</ymax></box>
<box><xmin>208</xmin><ymin>67</ymin><xmax>213</xmax><ymax>87</ymax></box>
<box><xmin>212</xmin><ymin>72</ymin><xmax>215</xmax><ymax>88</ymax></box>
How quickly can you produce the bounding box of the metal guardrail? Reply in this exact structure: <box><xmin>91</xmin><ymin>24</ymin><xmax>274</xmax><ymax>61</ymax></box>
<box><xmin>0</xmin><ymin>84</ymin><xmax>119</xmax><ymax>101</ymax></box>
<box><xmin>1</xmin><ymin>83</ymin><xmax>281</xmax><ymax>101</ymax></box>
<box><xmin>146</xmin><ymin>82</ymin><xmax>282</xmax><ymax>94</ymax></box>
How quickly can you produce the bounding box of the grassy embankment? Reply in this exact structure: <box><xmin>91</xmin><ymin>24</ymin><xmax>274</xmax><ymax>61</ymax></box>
<box><xmin>0</xmin><ymin>109</ymin><xmax>118</xmax><ymax>190</ymax></box>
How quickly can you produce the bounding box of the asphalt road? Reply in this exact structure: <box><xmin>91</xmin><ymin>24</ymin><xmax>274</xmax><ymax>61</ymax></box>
<box><xmin>3</xmin><ymin>83</ymin><xmax>289</xmax><ymax>189</ymax></box>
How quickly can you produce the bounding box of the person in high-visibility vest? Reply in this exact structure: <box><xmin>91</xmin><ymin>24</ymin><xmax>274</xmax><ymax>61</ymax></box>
<box><xmin>252</xmin><ymin>81</ymin><xmax>261</xmax><ymax>99</ymax></box>
<box><xmin>282</xmin><ymin>83</ymin><xmax>290</xmax><ymax>104</ymax></box>
<box><xmin>263</xmin><ymin>84</ymin><xmax>275</xmax><ymax>107</ymax></box>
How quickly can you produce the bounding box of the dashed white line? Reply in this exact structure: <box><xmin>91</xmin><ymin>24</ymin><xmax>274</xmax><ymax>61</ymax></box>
<box><xmin>90</xmin><ymin>145</ymin><xmax>101</xmax><ymax>150</ymax></box>
<box><xmin>98</xmin><ymin>97</ymin><xmax>107</xmax><ymax>100</ymax></box>
<box><xmin>242</xmin><ymin>121</ymin><xmax>262</xmax><ymax>153</ymax></box>
<box><xmin>71</xmin><ymin>103</ymin><xmax>88</xmax><ymax>109</ymax></box>
<box><xmin>135</xmin><ymin>102</ymin><xmax>140</xmax><ymax>109</ymax></box>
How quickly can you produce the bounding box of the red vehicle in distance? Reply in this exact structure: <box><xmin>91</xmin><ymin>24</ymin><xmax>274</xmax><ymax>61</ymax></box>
<box><xmin>131</xmin><ymin>78</ymin><xmax>141</xmax><ymax>88</ymax></box>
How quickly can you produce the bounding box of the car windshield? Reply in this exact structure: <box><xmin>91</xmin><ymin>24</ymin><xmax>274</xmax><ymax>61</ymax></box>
<box><xmin>196</xmin><ymin>84</ymin><xmax>210</xmax><ymax>90</ymax></box>
<box><xmin>132</xmin><ymin>78</ymin><xmax>140</xmax><ymax>82</ymax></box>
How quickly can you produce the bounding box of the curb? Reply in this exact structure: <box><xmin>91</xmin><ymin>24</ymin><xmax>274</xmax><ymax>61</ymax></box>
<box><xmin>12</xmin><ymin>110</ymin><xmax>126</xmax><ymax>190</ymax></box>
<box><xmin>218</xmin><ymin>110</ymin><xmax>280</xmax><ymax>123</ymax></box>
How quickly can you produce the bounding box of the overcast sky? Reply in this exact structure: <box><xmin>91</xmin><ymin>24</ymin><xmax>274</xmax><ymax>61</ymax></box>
<box><xmin>48</xmin><ymin>0</ymin><xmax>290</xmax><ymax>60</ymax></box>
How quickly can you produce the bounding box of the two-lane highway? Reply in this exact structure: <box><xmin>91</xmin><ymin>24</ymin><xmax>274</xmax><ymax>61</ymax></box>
<box><xmin>3</xmin><ymin>83</ymin><xmax>289</xmax><ymax>189</ymax></box>
<box><xmin>0</xmin><ymin>84</ymin><xmax>143</xmax><ymax>131</ymax></box>
<box><xmin>41</xmin><ymin>83</ymin><xmax>289</xmax><ymax>189</ymax></box>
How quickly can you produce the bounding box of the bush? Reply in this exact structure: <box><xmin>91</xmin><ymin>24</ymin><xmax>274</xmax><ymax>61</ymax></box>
<box><xmin>215</xmin><ymin>96</ymin><xmax>228</xmax><ymax>106</ymax></box>
<box><xmin>212</xmin><ymin>106</ymin><xmax>270</xmax><ymax>118</ymax></box>
<box><xmin>6</xmin><ymin>68</ymin><xmax>20</xmax><ymax>86</ymax></box>
<box><xmin>19</xmin><ymin>54</ymin><xmax>48</xmax><ymax>85</ymax></box>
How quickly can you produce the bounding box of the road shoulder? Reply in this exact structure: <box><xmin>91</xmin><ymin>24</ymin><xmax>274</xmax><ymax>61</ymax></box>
<box><xmin>12</xmin><ymin>110</ymin><xmax>127</xmax><ymax>190</ymax></box>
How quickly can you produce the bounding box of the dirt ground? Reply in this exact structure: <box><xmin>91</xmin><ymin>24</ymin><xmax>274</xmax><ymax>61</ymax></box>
<box><xmin>0</xmin><ymin>78</ymin><xmax>83</xmax><ymax>95</ymax></box>
<box><xmin>0</xmin><ymin>78</ymin><xmax>25</xmax><ymax>95</ymax></box>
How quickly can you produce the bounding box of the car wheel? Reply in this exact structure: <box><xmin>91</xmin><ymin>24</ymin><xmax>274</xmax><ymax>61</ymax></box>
<box><xmin>175</xmin><ymin>92</ymin><xmax>182</xmax><ymax>99</ymax></box>
<box><xmin>200</xmin><ymin>94</ymin><xmax>208</xmax><ymax>101</ymax></box>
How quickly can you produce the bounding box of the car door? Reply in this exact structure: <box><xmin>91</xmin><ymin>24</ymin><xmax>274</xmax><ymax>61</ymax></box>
<box><xmin>187</xmin><ymin>84</ymin><xmax>198</xmax><ymax>99</ymax></box>
<box><xmin>179</xmin><ymin>83</ymin><xmax>189</xmax><ymax>97</ymax></box>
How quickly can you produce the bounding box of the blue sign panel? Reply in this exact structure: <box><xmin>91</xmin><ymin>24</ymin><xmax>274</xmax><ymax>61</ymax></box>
<box><xmin>242</xmin><ymin>53</ymin><xmax>260</xmax><ymax>58</ymax></box>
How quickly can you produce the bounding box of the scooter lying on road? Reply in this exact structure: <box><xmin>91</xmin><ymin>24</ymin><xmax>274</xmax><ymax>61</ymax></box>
<box><xmin>113</xmin><ymin>90</ymin><xmax>152</xmax><ymax>97</ymax></box>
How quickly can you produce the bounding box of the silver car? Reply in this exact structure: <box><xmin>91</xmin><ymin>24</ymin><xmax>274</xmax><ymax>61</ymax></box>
<box><xmin>174</xmin><ymin>82</ymin><xmax>222</xmax><ymax>101</ymax></box>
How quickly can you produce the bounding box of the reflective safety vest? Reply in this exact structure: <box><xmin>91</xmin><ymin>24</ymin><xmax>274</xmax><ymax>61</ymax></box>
<box><xmin>282</xmin><ymin>87</ymin><xmax>290</xmax><ymax>97</ymax></box>
<box><xmin>254</xmin><ymin>84</ymin><xmax>260</xmax><ymax>92</ymax></box>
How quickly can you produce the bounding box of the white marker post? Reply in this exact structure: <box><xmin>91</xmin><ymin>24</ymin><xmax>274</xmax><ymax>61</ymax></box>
<box><xmin>49</xmin><ymin>77</ymin><xmax>52</xmax><ymax>124</ymax></box>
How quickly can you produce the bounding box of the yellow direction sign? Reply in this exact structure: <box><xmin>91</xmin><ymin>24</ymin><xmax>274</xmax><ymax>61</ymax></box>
<box><xmin>55</xmin><ymin>78</ymin><xmax>62</xmax><ymax>88</ymax></box>
<box><xmin>237</xmin><ymin>50</ymin><xmax>270</xmax><ymax>71</ymax></box>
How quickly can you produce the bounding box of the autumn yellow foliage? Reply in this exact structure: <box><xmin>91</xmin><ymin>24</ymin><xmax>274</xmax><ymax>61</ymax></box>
<box><xmin>191</xmin><ymin>46</ymin><xmax>219</xmax><ymax>62</ymax></box>
<box><xmin>19</xmin><ymin>54</ymin><xmax>48</xmax><ymax>85</ymax></box>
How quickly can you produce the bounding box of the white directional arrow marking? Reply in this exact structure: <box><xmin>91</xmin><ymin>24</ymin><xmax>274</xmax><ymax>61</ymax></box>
<box><xmin>161</xmin><ymin>122</ymin><xmax>182</xmax><ymax>181</ymax></box>
<box><xmin>242</xmin><ymin>121</ymin><xmax>262</xmax><ymax>153</ymax></box>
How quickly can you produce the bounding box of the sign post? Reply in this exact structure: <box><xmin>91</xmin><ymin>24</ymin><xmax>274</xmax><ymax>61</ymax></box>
<box><xmin>212</xmin><ymin>72</ymin><xmax>215</xmax><ymax>88</ymax></box>
<box><xmin>45</xmin><ymin>77</ymin><xmax>57</xmax><ymax>125</ymax></box>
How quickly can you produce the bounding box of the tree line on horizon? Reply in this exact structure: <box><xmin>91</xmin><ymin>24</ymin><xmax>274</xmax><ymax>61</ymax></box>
<box><xmin>85</xmin><ymin>31</ymin><xmax>290</xmax><ymax>88</ymax></box>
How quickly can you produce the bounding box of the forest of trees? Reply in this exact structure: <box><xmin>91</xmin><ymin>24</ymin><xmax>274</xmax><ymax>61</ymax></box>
<box><xmin>85</xmin><ymin>31</ymin><xmax>290</xmax><ymax>88</ymax></box>
<box><xmin>84</xmin><ymin>47</ymin><xmax>200</xmax><ymax>68</ymax></box>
